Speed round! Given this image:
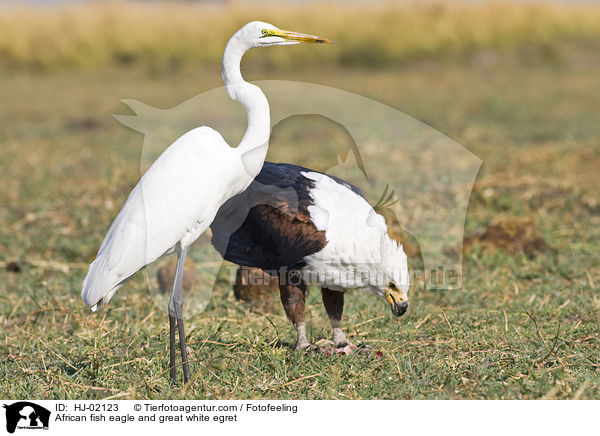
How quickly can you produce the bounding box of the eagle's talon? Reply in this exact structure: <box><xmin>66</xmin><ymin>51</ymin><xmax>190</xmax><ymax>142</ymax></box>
<box><xmin>334</xmin><ymin>341</ymin><xmax>350</xmax><ymax>348</ymax></box>
<box><xmin>355</xmin><ymin>343</ymin><xmax>372</xmax><ymax>356</ymax></box>
<box><xmin>336</xmin><ymin>343</ymin><xmax>356</xmax><ymax>355</ymax></box>
<box><xmin>295</xmin><ymin>341</ymin><xmax>314</xmax><ymax>352</ymax></box>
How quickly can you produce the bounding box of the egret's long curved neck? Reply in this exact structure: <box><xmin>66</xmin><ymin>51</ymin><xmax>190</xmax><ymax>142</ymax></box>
<box><xmin>222</xmin><ymin>35</ymin><xmax>270</xmax><ymax>179</ymax></box>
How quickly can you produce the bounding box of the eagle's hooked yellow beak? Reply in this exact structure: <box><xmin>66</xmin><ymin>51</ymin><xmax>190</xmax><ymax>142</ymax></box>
<box><xmin>262</xmin><ymin>29</ymin><xmax>335</xmax><ymax>44</ymax></box>
<box><xmin>385</xmin><ymin>287</ymin><xmax>408</xmax><ymax>317</ymax></box>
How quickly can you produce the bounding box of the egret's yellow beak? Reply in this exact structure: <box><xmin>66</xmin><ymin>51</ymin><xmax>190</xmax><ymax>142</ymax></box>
<box><xmin>263</xmin><ymin>29</ymin><xmax>335</xmax><ymax>44</ymax></box>
<box><xmin>385</xmin><ymin>288</ymin><xmax>408</xmax><ymax>317</ymax></box>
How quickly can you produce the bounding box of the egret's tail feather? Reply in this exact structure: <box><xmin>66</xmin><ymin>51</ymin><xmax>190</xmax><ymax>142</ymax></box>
<box><xmin>81</xmin><ymin>257</ymin><xmax>124</xmax><ymax>311</ymax></box>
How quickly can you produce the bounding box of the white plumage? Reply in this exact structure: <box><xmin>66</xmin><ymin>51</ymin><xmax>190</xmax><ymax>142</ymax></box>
<box><xmin>301</xmin><ymin>171</ymin><xmax>409</xmax><ymax>294</ymax></box>
<box><xmin>81</xmin><ymin>22</ymin><xmax>333</xmax><ymax>383</ymax></box>
<box><xmin>82</xmin><ymin>127</ymin><xmax>234</xmax><ymax>310</ymax></box>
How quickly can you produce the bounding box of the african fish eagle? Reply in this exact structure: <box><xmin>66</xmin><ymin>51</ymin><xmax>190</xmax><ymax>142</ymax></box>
<box><xmin>210</xmin><ymin>162</ymin><xmax>409</xmax><ymax>351</ymax></box>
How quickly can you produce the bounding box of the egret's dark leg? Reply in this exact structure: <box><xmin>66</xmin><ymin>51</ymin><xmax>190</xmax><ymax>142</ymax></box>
<box><xmin>176</xmin><ymin>315</ymin><xmax>191</xmax><ymax>383</ymax></box>
<box><xmin>321</xmin><ymin>287</ymin><xmax>350</xmax><ymax>348</ymax></box>
<box><xmin>168</xmin><ymin>245</ymin><xmax>191</xmax><ymax>383</ymax></box>
<box><xmin>169</xmin><ymin>313</ymin><xmax>177</xmax><ymax>382</ymax></box>
<box><xmin>279</xmin><ymin>272</ymin><xmax>309</xmax><ymax>350</ymax></box>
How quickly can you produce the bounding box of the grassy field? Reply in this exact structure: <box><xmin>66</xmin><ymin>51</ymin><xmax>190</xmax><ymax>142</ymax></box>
<box><xmin>2</xmin><ymin>1</ymin><xmax>600</xmax><ymax>70</ymax></box>
<box><xmin>1</xmin><ymin>3</ymin><xmax>599</xmax><ymax>400</ymax></box>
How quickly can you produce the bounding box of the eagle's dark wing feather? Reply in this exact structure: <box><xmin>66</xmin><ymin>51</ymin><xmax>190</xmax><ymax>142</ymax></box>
<box><xmin>210</xmin><ymin>162</ymin><xmax>364</xmax><ymax>271</ymax></box>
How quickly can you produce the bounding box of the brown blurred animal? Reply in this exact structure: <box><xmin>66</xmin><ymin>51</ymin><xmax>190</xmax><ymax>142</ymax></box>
<box><xmin>462</xmin><ymin>217</ymin><xmax>552</xmax><ymax>258</ymax></box>
<box><xmin>157</xmin><ymin>258</ymin><xmax>199</xmax><ymax>294</ymax></box>
<box><xmin>233</xmin><ymin>266</ymin><xmax>281</xmax><ymax>314</ymax></box>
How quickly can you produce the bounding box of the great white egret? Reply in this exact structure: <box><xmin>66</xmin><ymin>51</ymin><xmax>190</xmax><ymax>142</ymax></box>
<box><xmin>81</xmin><ymin>22</ymin><xmax>333</xmax><ymax>383</ymax></box>
<box><xmin>210</xmin><ymin>162</ymin><xmax>409</xmax><ymax>352</ymax></box>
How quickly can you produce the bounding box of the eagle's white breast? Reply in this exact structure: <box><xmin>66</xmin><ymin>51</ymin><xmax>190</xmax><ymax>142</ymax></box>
<box><xmin>300</xmin><ymin>171</ymin><xmax>390</xmax><ymax>291</ymax></box>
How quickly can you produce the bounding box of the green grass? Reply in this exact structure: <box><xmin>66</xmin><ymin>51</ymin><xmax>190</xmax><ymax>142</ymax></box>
<box><xmin>1</xmin><ymin>48</ymin><xmax>599</xmax><ymax>399</ymax></box>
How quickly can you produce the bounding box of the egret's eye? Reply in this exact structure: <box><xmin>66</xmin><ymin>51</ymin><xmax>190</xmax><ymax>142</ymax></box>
<box><xmin>261</xmin><ymin>29</ymin><xmax>277</xmax><ymax>38</ymax></box>
<box><xmin>388</xmin><ymin>282</ymin><xmax>397</xmax><ymax>289</ymax></box>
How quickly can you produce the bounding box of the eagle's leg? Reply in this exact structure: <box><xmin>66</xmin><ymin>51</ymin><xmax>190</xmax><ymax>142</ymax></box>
<box><xmin>279</xmin><ymin>272</ymin><xmax>310</xmax><ymax>350</ymax></box>
<box><xmin>168</xmin><ymin>245</ymin><xmax>191</xmax><ymax>384</ymax></box>
<box><xmin>321</xmin><ymin>287</ymin><xmax>351</xmax><ymax>349</ymax></box>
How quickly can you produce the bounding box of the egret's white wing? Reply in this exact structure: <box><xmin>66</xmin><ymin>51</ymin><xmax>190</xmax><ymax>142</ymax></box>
<box><xmin>82</xmin><ymin>126</ymin><xmax>235</xmax><ymax>309</ymax></box>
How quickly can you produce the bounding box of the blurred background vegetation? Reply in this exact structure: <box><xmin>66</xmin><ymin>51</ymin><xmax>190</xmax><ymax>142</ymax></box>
<box><xmin>1</xmin><ymin>0</ymin><xmax>600</xmax><ymax>70</ymax></box>
<box><xmin>1</xmin><ymin>0</ymin><xmax>599</xmax><ymax>399</ymax></box>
